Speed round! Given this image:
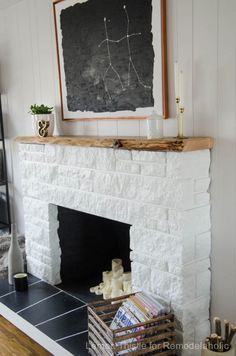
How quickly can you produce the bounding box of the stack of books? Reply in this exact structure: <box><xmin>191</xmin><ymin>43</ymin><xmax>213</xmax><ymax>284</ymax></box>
<box><xmin>110</xmin><ymin>292</ymin><xmax>170</xmax><ymax>353</ymax></box>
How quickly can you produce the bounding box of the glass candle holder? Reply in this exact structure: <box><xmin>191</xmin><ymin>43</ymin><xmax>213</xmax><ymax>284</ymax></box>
<box><xmin>146</xmin><ymin>111</ymin><xmax>164</xmax><ymax>139</ymax></box>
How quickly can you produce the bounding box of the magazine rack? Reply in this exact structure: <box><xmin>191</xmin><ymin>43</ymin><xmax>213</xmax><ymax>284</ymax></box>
<box><xmin>88</xmin><ymin>294</ymin><xmax>176</xmax><ymax>356</ymax></box>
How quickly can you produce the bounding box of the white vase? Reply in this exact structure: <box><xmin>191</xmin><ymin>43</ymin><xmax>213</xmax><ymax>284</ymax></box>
<box><xmin>8</xmin><ymin>224</ymin><xmax>24</xmax><ymax>285</ymax></box>
<box><xmin>202</xmin><ymin>346</ymin><xmax>235</xmax><ymax>356</ymax></box>
<box><xmin>32</xmin><ymin>113</ymin><xmax>54</xmax><ymax>137</ymax></box>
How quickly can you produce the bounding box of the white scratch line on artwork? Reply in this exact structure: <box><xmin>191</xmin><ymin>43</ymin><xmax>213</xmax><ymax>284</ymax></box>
<box><xmin>102</xmin><ymin>17</ymin><xmax>125</xmax><ymax>100</ymax></box>
<box><xmin>99</xmin><ymin>4</ymin><xmax>151</xmax><ymax>100</ymax></box>
<box><xmin>123</xmin><ymin>5</ymin><xmax>151</xmax><ymax>89</ymax></box>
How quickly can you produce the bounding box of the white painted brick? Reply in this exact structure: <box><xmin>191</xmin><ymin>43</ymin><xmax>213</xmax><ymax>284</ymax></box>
<box><xmin>183</xmin><ymin>275</ymin><xmax>196</xmax><ymax>302</ymax></box>
<box><xmin>176</xmin><ymin>319</ymin><xmax>210</xmax><ymax>355</ymax></box>
<box><xmin>127</xmin><ymin>203</ymin><xmax>168</xmax><ymax>232</ymax></box>
<box><xmin>194</xmin><ymin>320</ymin><xmax>210</xmax><ymax>344</ymax></box>
<box><xmin>167</xmin><ymin>150</ymin><xmax>210</xmax><ymax>178</ymax></box>
<box><xmin>173</xmin><ymin>297</ymin><xmax>210</xmax><ymax>330</ymax></box>
<box><xmin>93</xmin><ymin>170</ymin><xmax>204</xmax><ymax>209</ymax></box>
<box><xmin>195</xmin><ymin>232</ymin><xmax>211</xmax><ymax>259</ymax></box>
<box><xmin>58</xmin><ymin>165</ymin><xmax>94</xmax><ymax>180</ymax></box>
<box><xmin>182</xmin><ymin>235</ymin><xmax>195</xmax><ymax>264</ymax></box>
<box><xmin>24</xmin><ymin>222</ymin><xmax>59</xmax><ymax>250</ymax></box>
<box><xmin>18</xmin><ymin>143</ymin><xmax>45</xmax><ymax>153</ymax></box>
<box><xmin>26</xmin><ymin>245</ymin><xmax>55</xmax><ymax>266</ymax></box>
<box><xmin>115</xmin><ymin>149</ymin><xmax>132</xmax><ymax>160</ymax></box>
<box><xmin>18</xmin><ymin>143</ymin><xmax>29</xmax><ymax>152</ymax></box>
<box><xmin>27</xmin><ymin>256</ymin><xmax>61</xmax><ymax>284</ymax></box>
<box><xmin>56</xmin><ymin>175</ymin><xmax>93</xmax><ymax>192</ymax></box>
<box><xmin>23</xmin><ymin>197</ymin><xmax>57</xmax><ymax>221</ymax></box>
<box><xmin>116</xmin><ymin>160</ymin><xmax>140</xmax><ymax>174</ymax></box>
<box><xmin>168</xmin><ymin>205</ymin><xmax>211</xmax><ymax>236</ymax></box>
<box><xmin>150</xmin><ymin>268</ymin><xmax>183</xmax><ymax>305</ymax></box>
<box><xmin>44</xmin><ymin>144</ymin><xmax>60</xmax><ymax>163</ymax></box>
<box><xmin>21</xmin><ymin>161</ymin><xmax>58</xmax><ymax>184</ymax></box>
<box><xmin>132</xmin><ymin>150</ymin><xmax>166</xmax><ymax>162</ymax></box>
<box><xmin>183</xmin><ymin>258</ymin><xmax>210</xmax><ymax>277</ymax></box>
<box><xmin>93</xmin><ymin>172</ymin><xmax>140</xmax><ymax>200</ymax></box>
<box><xmin>196</xmin><ymin>270</ymin><xmax>211</xmax><ymax>299</ymax></box>
<box><xmin>194</xmin><ymin>178</ymin><xmax>210</xmax><ymax>192</ymax></box>
<box><xmin>140</xmin><ymin>163</ymin><xmax>166</xmax><ymax>177</ymax></box>
<box><xmin>131</xmin><ymin>262</ymin><xmax>152</xmax><ymax>291</ymax></box>
<box><xmin>130</xmin><ymin>226</ymin><xmax>182</xmax><ymax>260</ymax></box>
<box><xmin>130</xmin><ymin>251</ymin><xmax>168</xmax><ymax>272</ymax></box>
<box><xmin>95</xmin><ymin>148</ymin><xmax>116</xmax><ymax>171</ymax></box>
<box><xmin>26</xmin><ymin>239</ymin><xmax>59</xmax><ymax>259</ymax></box>
<box><xmin>144</xmin><ymin>217</ymin><xmax>168</xmax><ymax>232</ymax></box>
<box><xmin>19</xmin><ymin>151</ymin><xmax>46</xmax><ymax>162</ymax></box>
<box><xmin>194</xmin><ymin>192</ymin><xmax>210</xmax><ymax>206</ymax></box>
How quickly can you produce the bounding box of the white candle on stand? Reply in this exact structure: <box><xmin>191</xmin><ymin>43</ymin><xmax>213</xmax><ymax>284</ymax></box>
<box><xmin>179</xmin><ymin>70</ymin><xmax>184</xmax><ymax>107</ymax></box>
<box><xmin>174</xmin><ymin>62</ymin><xmax>179</xmax><ymax>99</ymax></box>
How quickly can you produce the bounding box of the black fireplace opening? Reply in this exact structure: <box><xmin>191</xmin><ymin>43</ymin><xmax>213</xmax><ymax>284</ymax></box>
<box><xmin>57</xmin><ymin>206</ymin><xmax>131</xmax><ymax>302</ymax></box>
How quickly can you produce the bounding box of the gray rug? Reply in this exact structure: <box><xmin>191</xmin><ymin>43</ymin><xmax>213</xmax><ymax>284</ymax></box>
<box><xmin>0</xmin><ymin>230</ymin><xmax>25</xmax><ymax>279</ymax></box>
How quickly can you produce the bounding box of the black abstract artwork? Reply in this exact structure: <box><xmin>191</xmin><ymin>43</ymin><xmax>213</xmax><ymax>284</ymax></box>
<box><xmin>60</xmin><ymin>0</ymin><xmax>154</xmax><ymax>113</ymax></box>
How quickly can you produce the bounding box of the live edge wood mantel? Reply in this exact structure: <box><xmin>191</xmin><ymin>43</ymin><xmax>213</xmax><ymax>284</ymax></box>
<box><xmin>15</xmin><ymin>136</ymin><xmax>214</xmax><ymax>152</ymax></box>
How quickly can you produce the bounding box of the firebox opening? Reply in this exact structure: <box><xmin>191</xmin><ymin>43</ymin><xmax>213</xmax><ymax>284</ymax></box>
<box><xmin>57</xmin><ymin>206</ymin><xmax>131</xmax><ymax>291</ymax></box>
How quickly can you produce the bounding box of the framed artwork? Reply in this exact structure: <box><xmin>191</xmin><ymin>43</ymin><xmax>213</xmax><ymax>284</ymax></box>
<box><xmin>53</xmin><ymin>0</ymin><xmax>168</xmax><ymax>121</ymax></box>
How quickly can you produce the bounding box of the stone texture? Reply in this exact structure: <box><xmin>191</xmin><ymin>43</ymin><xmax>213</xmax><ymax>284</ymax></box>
<box><xmin>116</xmin><ymin>160</ymin><xmax>140</xmax><ymax>174</ymax></box>
<box><xmin>18</xmin><ymin>143</ymin><xmax>212</xmax><ymax>350</ymax></box>
<box><xmin>167</xmin><ymin>150</ymin><xmax>211</xmax><ymax>178</ymax></box>
<box><xmin>132</xmin><ymin>150</ymin><xmax>166</xmax><ymax>163</ymax></box>
<box><xmin>140</xmin><ymin>162</ymin><xmax>166</xmax><ymax>177</ymax></box>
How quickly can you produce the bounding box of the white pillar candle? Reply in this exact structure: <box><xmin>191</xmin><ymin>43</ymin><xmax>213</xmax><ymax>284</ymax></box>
<box><xmin>103</xmin><ymin>271</ymin><xmax>112</xmax><ymax>282</ymax></box>
<box><xmin>103</xmin><ymin>292</ymin><xmax>112</xmax><ymax>300</ymax></box>
<box><xmin>112</xmin><ymin>259</ymin><xmax>122</xmax><ymax>272</ymax></box>
<box><xmin>111</xmin><ymin>289</ymin><xmax>123</xmax><ymax>298</ymax></box>
<box><xmin>111</xmin><ymin>277</ymin><xmax>123</xmax><ymax>290</ymax></box>
<box><xmin>123</xmin><ymin>272</ymin><xmax>132</xmax><ymax>281</ymax></box>
<box><xmin>113</xmin><ymin>266</ymin><xmax>124</xmax><ymax>278</ymax></box>
<box><xmin>123</xmin><ymin>280</ymin><xmax>132</xmax><ymax>294</ymax></box>
<box><xmin>174</xmin><ymin>61</ymin><xmax>179</xmax><ymax>99</ymax></box>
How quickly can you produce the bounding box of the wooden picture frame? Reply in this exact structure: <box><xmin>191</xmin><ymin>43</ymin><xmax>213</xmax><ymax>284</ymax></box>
<box><xmin>53</xmin><ymin>0</ymin><xmax>168</xmax><ymax>121</ymax></box>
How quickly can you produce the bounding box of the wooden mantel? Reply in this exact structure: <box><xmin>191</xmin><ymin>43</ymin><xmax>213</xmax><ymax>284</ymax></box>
<box><xmin>15</xmin><ymin>136</ymin><xmax>214</xmax><ymax>152</ymax></box>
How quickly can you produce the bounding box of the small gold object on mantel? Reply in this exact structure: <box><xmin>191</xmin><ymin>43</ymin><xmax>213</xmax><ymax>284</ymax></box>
<box><xmin>175</xmin><ymin>97</ymin><xmax>185</xmax><ymax>138</ymax></box>
<box><xmin>37</xmin><ymin>120</ymin><xmax>50</xmax><ymax>137</ymax></box>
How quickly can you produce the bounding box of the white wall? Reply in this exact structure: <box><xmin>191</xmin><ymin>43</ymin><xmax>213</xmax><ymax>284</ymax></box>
<box><xmin>0</xmin><ymin>0</ymin><xmax>236</xmax><ymax>330</ymax></box>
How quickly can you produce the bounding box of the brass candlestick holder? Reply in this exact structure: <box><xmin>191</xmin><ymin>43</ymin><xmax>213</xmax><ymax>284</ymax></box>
<box><xmin>176</xmin><ymin>97</ymin><xmax>184</xmax><ymax>138</ymax></box>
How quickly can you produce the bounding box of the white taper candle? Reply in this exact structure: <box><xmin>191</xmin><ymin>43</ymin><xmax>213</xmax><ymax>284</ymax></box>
<box><xmin>179</xmin><ymin>70</ymin><xmax>184</xmax><ymax>107</ymax></box>
<box><xmin>174</xmin><ymin>62</ymin><xmax>179</xmax><ymax>99</ymax></box>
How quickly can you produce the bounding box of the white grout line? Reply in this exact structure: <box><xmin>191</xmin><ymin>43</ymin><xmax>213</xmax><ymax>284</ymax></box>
<box><xmin>55</xmin><ymin>286</ymin><xmax>87</xmax><ymax>305</ymax></box>
<box><xmin>0</xmin><ymin>280</ymin><xmax>42</xmax><ymax>299</ymax></box>
<box><xmin>55</xmin><ymin>329</ymin><xmax>88</xmax><ymax>342</ymax></box>
<box><xmin>0</xmin><ymin>302</ymin><xmax>73</xmax><ymax>356</ymax></box>
<box><xmin>17</xmin><ymin>291</ymin><xmax>62</xmax><ymax>314</ymax></box>
<box><xmin>35</xmin><ymin>304</ymin><xmax>87</xmax><ymax>327</ymax></box>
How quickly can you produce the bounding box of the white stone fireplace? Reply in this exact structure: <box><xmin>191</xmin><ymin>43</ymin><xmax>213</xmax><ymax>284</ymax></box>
<box><xmin>18</xmin><ymin>141</ymin><xmax>211</xmax><ymax>351</ymax></box>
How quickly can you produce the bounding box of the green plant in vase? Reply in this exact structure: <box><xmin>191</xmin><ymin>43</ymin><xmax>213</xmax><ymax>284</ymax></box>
<box><xmin>29</xmin><ymin>104</ymin><xmax>54</xmax><ymax>137</ymax></box>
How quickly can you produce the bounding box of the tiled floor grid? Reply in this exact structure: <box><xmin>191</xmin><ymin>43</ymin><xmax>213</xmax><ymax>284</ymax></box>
<box><xmin>0</xmin><ymin>275</ymin><xmax>90</xmax><ymax>355</ymax></box>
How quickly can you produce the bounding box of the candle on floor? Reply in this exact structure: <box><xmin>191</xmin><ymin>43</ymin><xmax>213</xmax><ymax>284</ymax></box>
<box><xmin>14</xmin><ymin>273</ymin><xmax>28</xmax><ymax>292</ymax></box>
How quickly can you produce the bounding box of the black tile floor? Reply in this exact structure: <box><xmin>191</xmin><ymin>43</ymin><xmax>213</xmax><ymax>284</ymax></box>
<box><xmin>0</xmin><ymin>275</ymin><xmax>97</xmax><ymax>355</ymax></box>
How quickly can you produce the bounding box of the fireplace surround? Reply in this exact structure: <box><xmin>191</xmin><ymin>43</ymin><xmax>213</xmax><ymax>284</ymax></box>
<box><xmin>18</xmin><ymin>138</ymin><xmax>212</xmax><ymax>352</ymax></box>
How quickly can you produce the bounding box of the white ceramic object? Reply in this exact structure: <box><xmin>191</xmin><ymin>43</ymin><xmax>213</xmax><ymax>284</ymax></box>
<box><xmin>202</xmin><ymin>346</ymin><xmax>235</xmax><ymax>356</ymax></box>
<box><xmin>32</xmin><ymin>113</ymin><xmax>54</xmax><ymax>137</ymax></box>
<box><xmin>146</xmin><ymin>110</ymin><xmax>163</xmax><ymax>139</ymax></box>
<box><xmin>8</xmin><ymin>224</ymin><xmax>24</xmax><ymax>285</ymax></box>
